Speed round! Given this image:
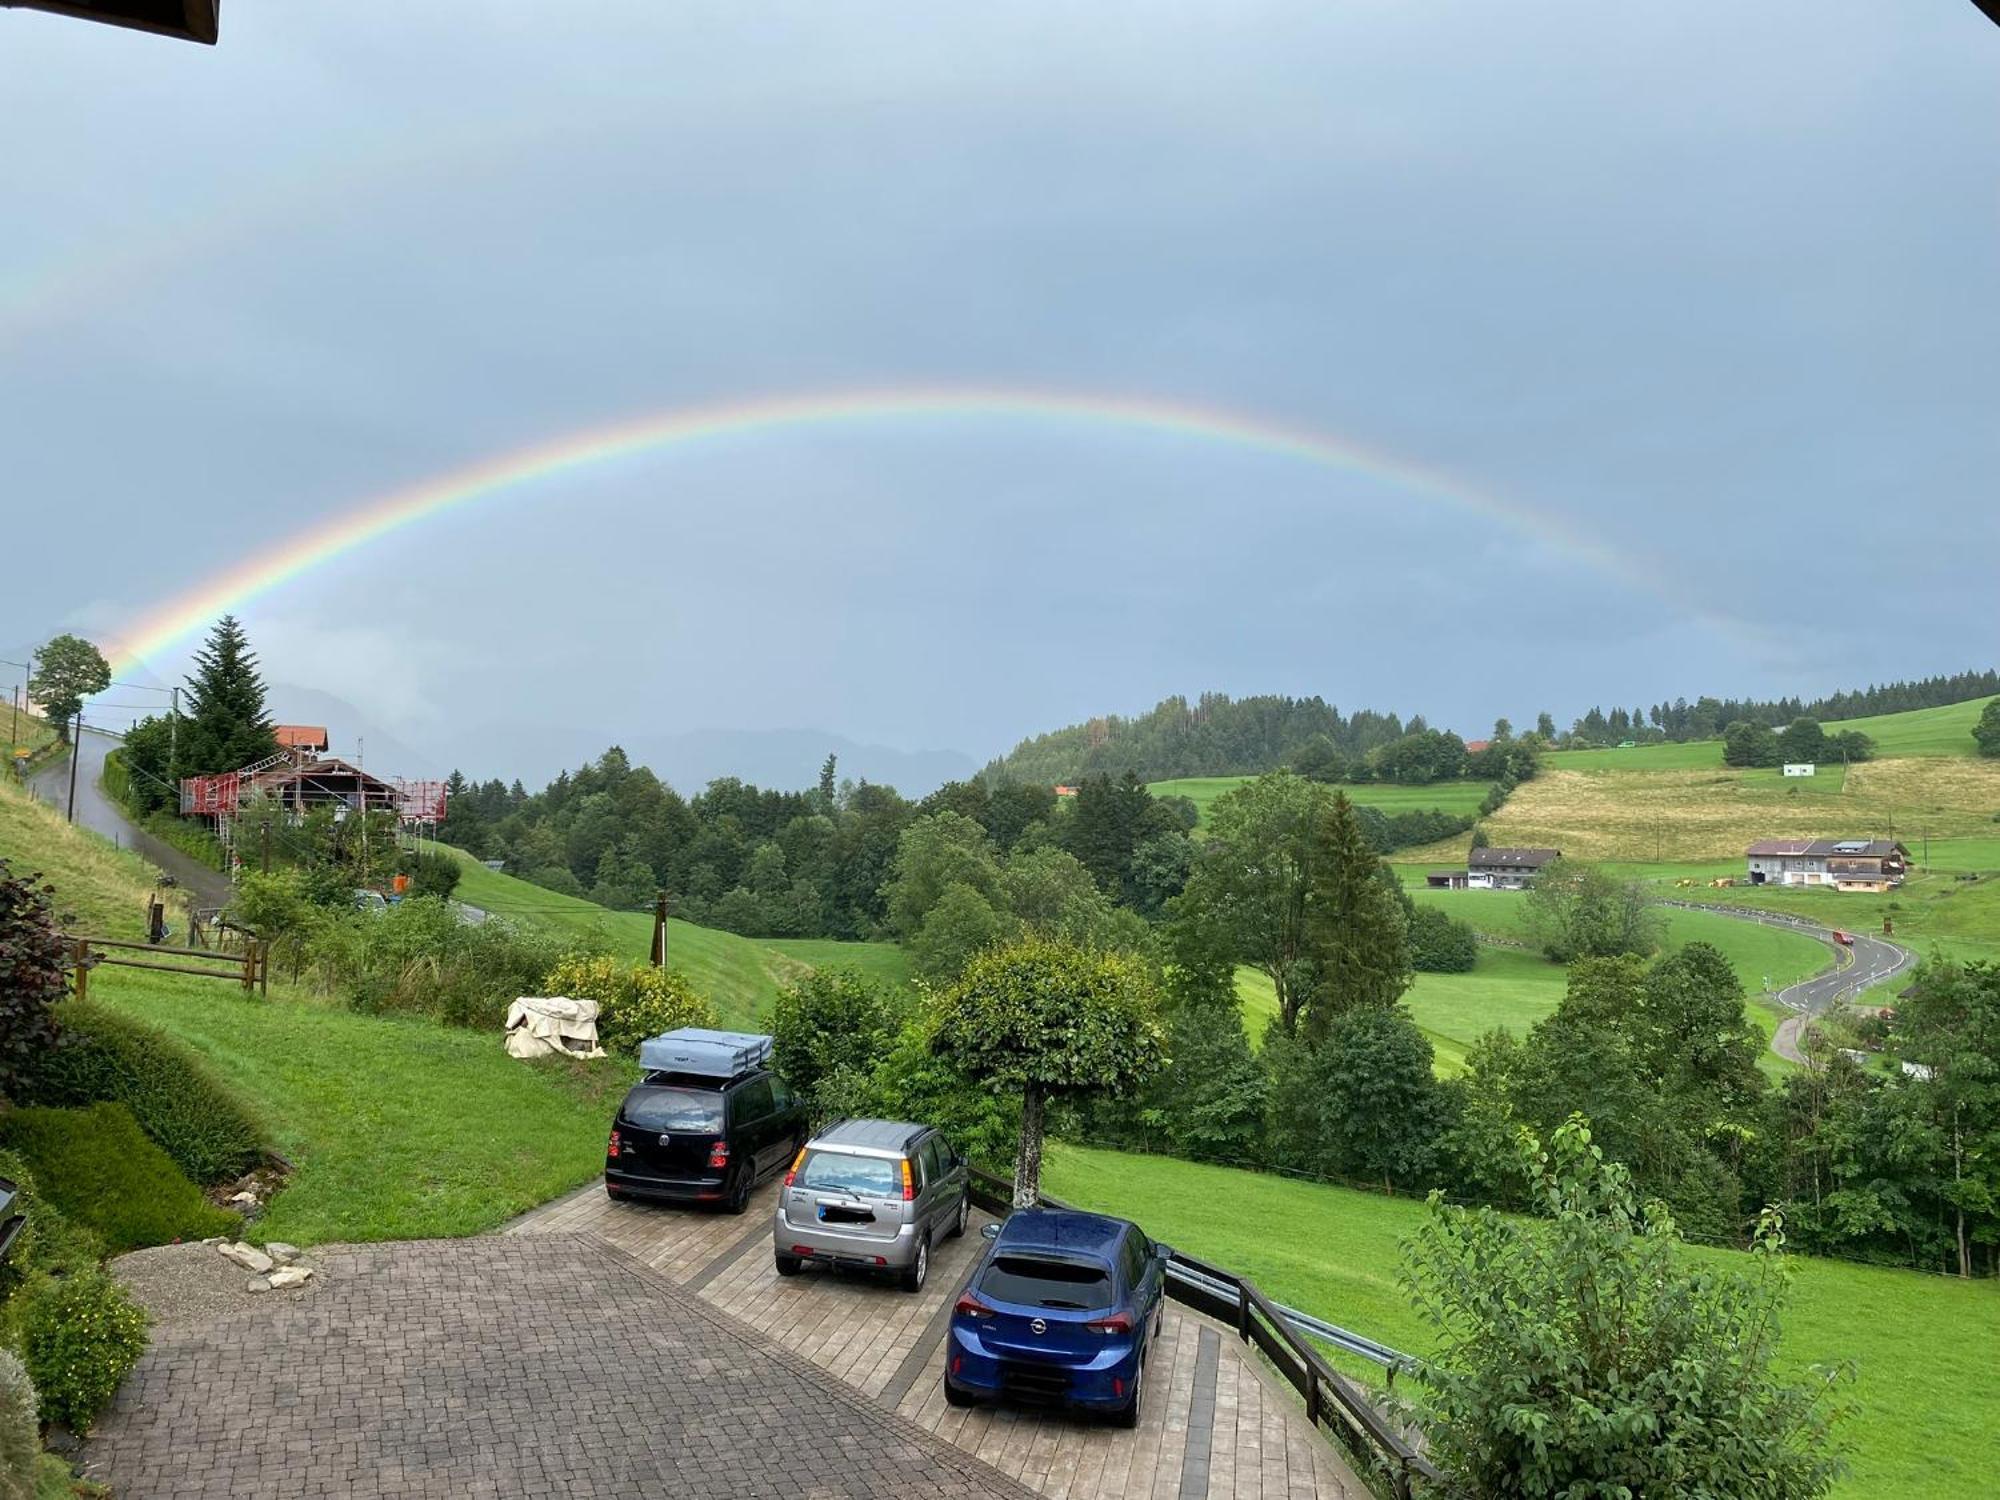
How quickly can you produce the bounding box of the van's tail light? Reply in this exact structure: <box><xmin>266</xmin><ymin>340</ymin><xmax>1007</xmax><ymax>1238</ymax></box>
<box><xmin>783</xmin><ymin>1147</ymin><xmax>807</xmax><ymax>1187</ymax></box>
<box><xmin>1085</xmin><ymin>1312</ymin><xmax>1134</xmax><ymax>1336</ymax></box>
<box><xmin>605</xmin><ymin>1130</ymin><xmax>620</xmax><ymax>1159</ymax></box>
<box><xmin>954</xmin><ymin>1292</ymin><xmax>995</xmax><ymax>1321</ymax></box>
<box><xmin>708</xmin><ymin>1141</ymin><xmax>730</xmax><ymax>1171</ymax></box>
<box><xmin>901</xmin><ymin>1157</ymin><xmax>916</xmax><ymax>1202</ymax></box>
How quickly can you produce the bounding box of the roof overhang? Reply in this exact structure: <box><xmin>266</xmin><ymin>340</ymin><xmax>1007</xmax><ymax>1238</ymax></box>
<box><xmin>3</xmin><ymin>0</ymin><xmax>217</xmax><ymax>43</ymax></box>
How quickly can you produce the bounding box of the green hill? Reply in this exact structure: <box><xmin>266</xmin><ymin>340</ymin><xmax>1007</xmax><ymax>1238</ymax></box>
<box><xmin>446</xmin><ymin>850</ymin><xmax>909</xmax><ymax>1027</ymax></box>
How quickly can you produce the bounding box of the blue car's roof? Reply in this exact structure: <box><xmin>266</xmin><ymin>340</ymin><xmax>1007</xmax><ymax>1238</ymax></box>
<box><xmin>994</xmin><ymin>1208</ymin><xmax>1130</xmax><ymax>1261</ymax></box>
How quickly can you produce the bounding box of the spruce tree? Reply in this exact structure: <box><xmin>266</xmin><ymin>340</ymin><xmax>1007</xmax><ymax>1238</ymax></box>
<box><xmin>176</xmin><ymin>615</ymin><xmax>279</xmax><ymax>777</ymax></box>
<box><xmin>1301</xmin><ymin>792</ymin><xmax>1412</xmax><ymax>1036</ymax></box>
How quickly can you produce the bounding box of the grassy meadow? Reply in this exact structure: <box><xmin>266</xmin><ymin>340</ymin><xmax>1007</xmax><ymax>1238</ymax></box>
<box><xmin>447</xmin><ymin>849</ymin><xmax>910</xmax><ymax>1027</ymax></box>
<box><xmin>1042</xmin><ymin>1142</ymin><xmax>2000</xmax><ymax>1500</ymax></box>
<box><xmin>1149</xmin><ymin>774</ymin><xmax>1493</xmax><ymax>828</ymax></box>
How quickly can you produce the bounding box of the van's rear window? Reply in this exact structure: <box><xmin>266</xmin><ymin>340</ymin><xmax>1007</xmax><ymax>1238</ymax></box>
<box><xmin>797</xmin><ymin>1151</ymin><xmax>898</xmax><ymax>1196</ymax></box>
<box><xmin>980</xmin><ymin>1255</ymin><xmax>1114</xmax><ymax>1310</ymax></box>
<box><xmin>622</xmin><ymin>1086</ymin><xmax>724</xmax><ymax>1133</ymax></box>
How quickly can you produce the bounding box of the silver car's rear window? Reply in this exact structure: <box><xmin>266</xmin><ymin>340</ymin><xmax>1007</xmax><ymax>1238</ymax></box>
<box><xmin>622</xmin><ymin>1086</ymin><xmax>724</xmax><ymax>1133</ymax></box>
<box><xmin>980</xmin><ymin>1255</ymin><xmax>1114</xmax><ymax>1310</ymax></box>
<box><xmin>797</xmin><ymin>1150</ymin><xmax>899</xmax><ymax>1196</ymax></box>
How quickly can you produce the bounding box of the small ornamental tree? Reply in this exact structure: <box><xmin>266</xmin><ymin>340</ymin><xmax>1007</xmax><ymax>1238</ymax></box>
<box><xmin>0</xmin><ymin>859</ymin><xmax>68</xmax><ymax>1102</ymax></box>
<box><xmin>26</xmin><ymin>633</ymin><xmax>109</xmax><ymax>739</ymax></box>
<box><xmin>1400</xmin><ymin>1118</ymin><xmax>1849</xmax><ymax>1500</ymax></box>
<box><xmin>931</xmin><ymin>936</ymin><xmax>1164</xmax><ymax>1206</ymax></box>
<box><xmin>1975</xmin><ymin>697</ymin><xmax>2000</xmax><ymax>758</ymax></box>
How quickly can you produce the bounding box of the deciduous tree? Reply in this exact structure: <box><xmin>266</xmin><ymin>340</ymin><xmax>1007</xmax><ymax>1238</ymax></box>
<box><xmin>931</xmin><ymin>937</ymin><xmax>1163</xmax><ymax>1206</ymax></box>
<box><xmin>27</xmin><ymin>633</ymin><xmax>109</xmax><ymax>738</ymax></box>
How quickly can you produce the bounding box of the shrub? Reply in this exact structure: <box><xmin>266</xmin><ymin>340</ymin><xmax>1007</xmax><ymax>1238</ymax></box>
<box><xmin>770</xmin><ymin>966</ymin><xmax>906</xmax><ymax>1114</ymax></box>
<box><xmin>0</xmin><ymin>1348</ymin><xmax>35</xmax><ymax>1500</ymax></box>
<box><xmin>0</xmin><ymin>1105</ymin><xmax>237</xmax><ymax>1256</ymax></box>
<box><xmin>0</xmin><ymin>860</ymin><xmax>68</xmax><ymax>1104</ymax></box>
<box><xmin>29</xmin><ymin>1002</ymin><xmax>264</xmax><ymax>1184</ymax></box>
<box><xmin>1409</xmin><ymin>905</ymin><xmax>1478</xmax><ymax>973</ymax></box>
<box><xmin>541</xmin><ymin>954</ymin><xmax>716</xmax><ymax>1057</ymax></box>
<box><xmin>0</xmin><ymin>1151</ymin><xmax>99</xmax><ymax>1303</ymax></box>
<box><xmin>10</xmin><ymin>1269</ymin><xmax>149</xmax><ymax>1434</ymax></box>
<box><xmin>307</xmin><ymin>898</ymin><xmax>571</xmax><ymax>1028</ymax></box>
<box><xmin>396</xmin><ymin>850</ymin><xmax>462</xmax><ymax>901</ymax></box>
<box><xmin>1401</xmin><ymin>1118</ymin><xmax>1847</xmax><ymax>1499</ymax></box>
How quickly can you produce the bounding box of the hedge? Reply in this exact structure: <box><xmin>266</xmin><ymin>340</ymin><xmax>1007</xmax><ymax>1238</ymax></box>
<box><xmin>32</xmin><ymin>1001</ymin><xmax>265</xmax><ymax>1185</ymax></box>
<box><xmin>0</xmin><ymin>1104</ymin><xmax>237</xmax><ymax>1256</ymax></box>
<box><xmin>0</xmin><ymin>1150</ymin><xmax>98</xmax><ymax>1303</ymax></box>
<box><xmin>0</xmin><ymin>1349</ymin><xmax>33</xmax><ymax>1500</ymax></box>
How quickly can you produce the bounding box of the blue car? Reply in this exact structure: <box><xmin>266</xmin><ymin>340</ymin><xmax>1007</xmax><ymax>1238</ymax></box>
<box><xmin>945</xmin><ymin>1207</ymin><xmax>1170</xmax><ymax>1427</ymax></box>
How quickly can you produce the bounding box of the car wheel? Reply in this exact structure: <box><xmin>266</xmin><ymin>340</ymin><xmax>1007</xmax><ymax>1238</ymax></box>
<box><xmin>901</xmin><ymin>1236</ymin><xmax>929</xmax><ymax>1293</ymax></box>
<box><xmin>775</xmin><ymin>1252</ymin><xmax>802</xmax><ymax>1277</ymax></box>
<box><xmin>724</xmin><ymin>1164</ymin><xmax>751</xmax><ymax>1215</ymax></box>
<box><xmin>1114</xmin><ymin>1362</ymin><xmax>1143</xmax><ymax>1429</ymax></box>
<box><xmin>950</xmin><ymin>1194</ymin><xmax>969</xmax><ymax>1239</ymax></box>
<box><xmin>944</xmin><ymin>1377</ymin><xmax>978</xmax><ymax>1409</ymax></box>
<box><xmin>605</xmin><ymin>1186</ymin><xmax>628</xmax><ymax>1202</ymax></box>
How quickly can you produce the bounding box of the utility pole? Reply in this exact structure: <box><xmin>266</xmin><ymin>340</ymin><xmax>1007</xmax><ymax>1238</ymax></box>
<box><xmin>168</xmin><ymin>685</ymin><xmax>179</xmax><ymax>778</ymax></box>
<box><xmin>651</xmin><ymin>891</ymin><xmax>670</xmax><ymax>969</ymax></box>
<box><xmin>262</xmin><ymin>818</ymin><xmax>272</xmax><ymax>874</ymax></box>
<box><xmin>66</xmin><ymin>712</ymin><xmax>82</xmax><ymax>822</ymax></box>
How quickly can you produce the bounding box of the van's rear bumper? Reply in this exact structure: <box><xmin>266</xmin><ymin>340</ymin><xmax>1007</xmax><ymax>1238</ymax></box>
<box><xmin>606</xmin><ymin>1165</ymin><xmax>726</xmax><ymax>1204</ymax></box>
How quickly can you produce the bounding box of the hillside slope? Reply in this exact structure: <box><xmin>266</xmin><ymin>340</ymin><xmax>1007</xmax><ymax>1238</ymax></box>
<box><xmin>447</xmin><ymin>851</ymin><xmax>910</xmax><ymax>1027</ymax></box>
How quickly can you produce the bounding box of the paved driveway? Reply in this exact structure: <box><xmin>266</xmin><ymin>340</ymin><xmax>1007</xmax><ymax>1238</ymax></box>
<box><xmin>86</xmin><ymin>1235</ymin><xmax>1042</xmax><ymax>1500</ymax></box>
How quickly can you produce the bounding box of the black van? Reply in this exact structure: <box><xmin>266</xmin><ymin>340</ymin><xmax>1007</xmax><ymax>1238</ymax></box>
<box><xmin>605</xmin><ymin>1067</ymin><xmax>808</xmax><ymax>1213</ymax></box>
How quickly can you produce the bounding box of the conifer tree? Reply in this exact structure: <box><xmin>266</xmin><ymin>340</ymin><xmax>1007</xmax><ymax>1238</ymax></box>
<box><xmin>1301</xmin><ymin>792</ymin><xmax>1412</xmax><ymax>1035</ymax></box>
<box><xmin>175</xmin><ymin>615</ymin><xmax>278</xmax><ymax>777</ymax></box>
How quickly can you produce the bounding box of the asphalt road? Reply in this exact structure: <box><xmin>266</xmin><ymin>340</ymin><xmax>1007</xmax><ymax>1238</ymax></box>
<box><xmin>27</xmin><ymin>727</ymin><xmax>236</xmax><ymax>909</ymax></box>
<box><xmin>1665</xmin><ymin>900</ymin><xmax>1915</xmax><ymax>1064</ymax></box>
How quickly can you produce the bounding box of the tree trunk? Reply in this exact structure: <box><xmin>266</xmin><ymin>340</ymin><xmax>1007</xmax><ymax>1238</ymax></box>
<box><xmin>1014</xmin><ymin>1082</ymin><xmax>1045</xmax><ymax>1209</ymax></box>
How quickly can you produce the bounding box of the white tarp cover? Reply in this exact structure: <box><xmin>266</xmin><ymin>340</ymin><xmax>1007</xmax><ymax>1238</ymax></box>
<box><xmin>504</xmin><ymin>996</ymin><xmax>605</xmax><ymax>1060</ymax></box>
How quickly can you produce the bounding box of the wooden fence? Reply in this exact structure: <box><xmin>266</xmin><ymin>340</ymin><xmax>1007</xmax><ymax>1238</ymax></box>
<box><xmin>967</xmin><ymin>1166</ymin><xmax>1441</xmax><ymax>1499</ymax></box>
<box><xmin>65</xmin><ymin>933</ymin><xmax>268</xmax><ymax>1000</ymax></box>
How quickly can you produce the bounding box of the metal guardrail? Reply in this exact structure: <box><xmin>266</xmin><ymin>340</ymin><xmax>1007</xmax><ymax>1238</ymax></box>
<box><xmin>966</xmin><ymin>1165</ymin><xmax>1439</xmax><ymax>1499</ymax></box>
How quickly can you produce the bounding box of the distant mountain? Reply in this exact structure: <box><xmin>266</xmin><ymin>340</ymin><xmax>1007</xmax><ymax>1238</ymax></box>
<box><xmin>465</xmin><ymin>723</ymin><xmax>979</xmax><ymax>798</ymax></box>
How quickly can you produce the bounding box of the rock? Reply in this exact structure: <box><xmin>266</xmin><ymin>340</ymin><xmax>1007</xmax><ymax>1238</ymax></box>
<box><xmin>266</xmin><ymin>1265</ymin><xmax>314</xmax><ymax>1290</ymax></box>
<box><xmin>245</xmin><ymin>1277</ymin><xmax>272</xmax><ymax>1294</ymax></box>
<box><xmin>218</xmin><ymin>1241</ymin><xmax>274</xmax><ymax>1275</ymax></box>
<box><xmin>265</xmin><ymin>1242</ymin><xmax>301</xmax><ymax>1267</ymax></box>
<box><xmin>201</xmin><ymin>1235</ymin><xmax>227</xmax><ymax>1246</ymax></box>
<box><xmin>228</xmin><ymin>1191</ymin><xmax>260</xmax><ymax>1207</ymax></box>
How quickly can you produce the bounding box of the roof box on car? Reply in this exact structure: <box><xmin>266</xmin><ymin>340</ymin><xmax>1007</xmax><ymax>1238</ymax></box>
<box><xmin>639</xmin><ymin>1027</ymin><xmax>773</xmax><ymax>1079</ymax></box>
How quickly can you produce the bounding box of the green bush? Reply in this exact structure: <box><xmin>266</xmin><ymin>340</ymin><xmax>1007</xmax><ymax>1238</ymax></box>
<box><xmin>0</xmin><ymin>1348</ymin><xmax>35</xmax><ymax>1500</ymax></box>
<box><xmin>9</xmin><ymin>1269</ymin><xmax>148</xmax><ymax>1434</ymax></box>
<box><xmin>1409</xmin><ymin>905</ymin><xmax>1479</xmax><ymax>973</ymax></box>
<box><xmin>396</xmin><ymin>850</ymin><xmax>462</xmax><ymax>901</ymax></box>
<box><xmin>30</xmin><ymin>1003</ymin><xmax>264</xmax><ymax>1185</ymax></box>
<box><xmin>307</xmin><ymin>897</ymin><xmax>571</xmax><ymax>1028</ymax></box>
<box><xmin>0</xmin><ymin>1151</ymin><xmax>99</xmax><ymax>1302</ymax></box>
<box><xmin>0</xmin><ymin>1105</ymin><xmax>237</xmax><ymax>1256</ymax></box>
<box><xmin>770</xmin><ymin>966</ymin><xmax>905</xmax><ymax>1114</ymax></box>
<box><xmin>542</xmin><ymin>954</ymin><xmax>715</xmax><ymax>1056</ymax></box>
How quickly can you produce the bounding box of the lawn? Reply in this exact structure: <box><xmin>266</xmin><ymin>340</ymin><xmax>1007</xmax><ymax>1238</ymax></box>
<box><xmin>447</xmin><ymin>849</ymin><xmax>909</xmax><ymax>1028</ymax></box>
<box><xmin>1822</xmin><ymin>695</ymin><xmax>1999</xmax><ymax>758</ymax></box>
<box><xmin>90</xmin><ymin>964</ymin><xmax>621</xmax><ymax>1245</ymax></box>
<box><xmin>1149</xmin><ymin>775</ymin><xmax>1493</xmax><ymax>828</ymax></box>
<box><xmin>1041</xmin><ymin>1142</ymin><xmax>2000</xmax><ymax>1500</ymax></box>
<box><xmin>0</xmin><ymin>773</ymin><xmax>163</xmax><ymax>937</ymax></box>
<box><xmin>4</xmin><ymin>699</ymin><xmax>56</xmax><ymax>761</ymax></box>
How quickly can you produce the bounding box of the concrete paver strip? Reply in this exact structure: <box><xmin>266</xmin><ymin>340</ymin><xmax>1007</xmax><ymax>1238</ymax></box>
<box><xmin>88</xmin><ymin>1233</ymin><xmax>1044</xmax><ymax>1499</ymax></box>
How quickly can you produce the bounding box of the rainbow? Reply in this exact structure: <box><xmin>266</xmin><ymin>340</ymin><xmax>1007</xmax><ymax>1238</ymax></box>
<box><xmin>102</xmin><ymin>386</ymin><xmax>1670</xmax><ymax>674</ymax></box>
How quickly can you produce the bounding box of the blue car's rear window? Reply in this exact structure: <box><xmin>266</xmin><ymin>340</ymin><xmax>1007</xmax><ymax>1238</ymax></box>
<box><xmin>621</xmin><ymin>1086</ymin><xmax>724</xmax><ymax>1133</ymax></box>
<box><xmin>980</xmin><ymin>1254</ymin><xmax>1114</xmax><ymax>1310</ymax></box>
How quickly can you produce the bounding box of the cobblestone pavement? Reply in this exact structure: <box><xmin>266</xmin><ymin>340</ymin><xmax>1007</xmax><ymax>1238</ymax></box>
<box><xmin>86</xmin><ymin>1234</ymin><xmax>1044</xmax><ymax>1499</ymax></box>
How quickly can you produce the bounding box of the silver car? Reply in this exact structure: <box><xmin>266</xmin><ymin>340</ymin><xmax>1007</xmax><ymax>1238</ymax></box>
<box><xmin>773</xmin><ymin>1119</ymin><xmax>971</xmax><ymax>1291</ymax></box>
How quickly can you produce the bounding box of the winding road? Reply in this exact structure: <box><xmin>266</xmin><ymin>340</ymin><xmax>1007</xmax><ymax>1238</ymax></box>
<box><xmin>1664</xmin><ymin>900</ymin><xmax>1915</xmax><ymax>1064</ymax></box>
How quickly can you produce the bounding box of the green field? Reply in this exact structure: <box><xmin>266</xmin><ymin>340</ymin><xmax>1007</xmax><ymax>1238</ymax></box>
<box><xmin>448</xmin><ymin>849</ymin><xmax>909</xmax><ymax>1027</ymax></box>
<box><xmin>1544</xmin><ymin>697</ymin><xmax>1997</xmax><ymax>773</ymax></box>
<box><xmin>1149</xmin><ymin>775</ymin><xmax>1493</xmax><ymax>828</ymax></box>
<box><xmin>1042</xmin><ymin>1142</ymin><xmax>2000</xmax><ymax>1500</ymax></box>
<box><xmin>1232</xmin><ymin>891</ymin><xmax>1826</xmax><ymax>1075</ymax></box>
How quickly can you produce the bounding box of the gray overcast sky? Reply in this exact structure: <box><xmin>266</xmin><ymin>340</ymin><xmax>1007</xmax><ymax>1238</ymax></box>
<box><xmin>3</xmin><ymin>1</ymin><xmax>1996</xmax><ymax>783</ymax></box>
